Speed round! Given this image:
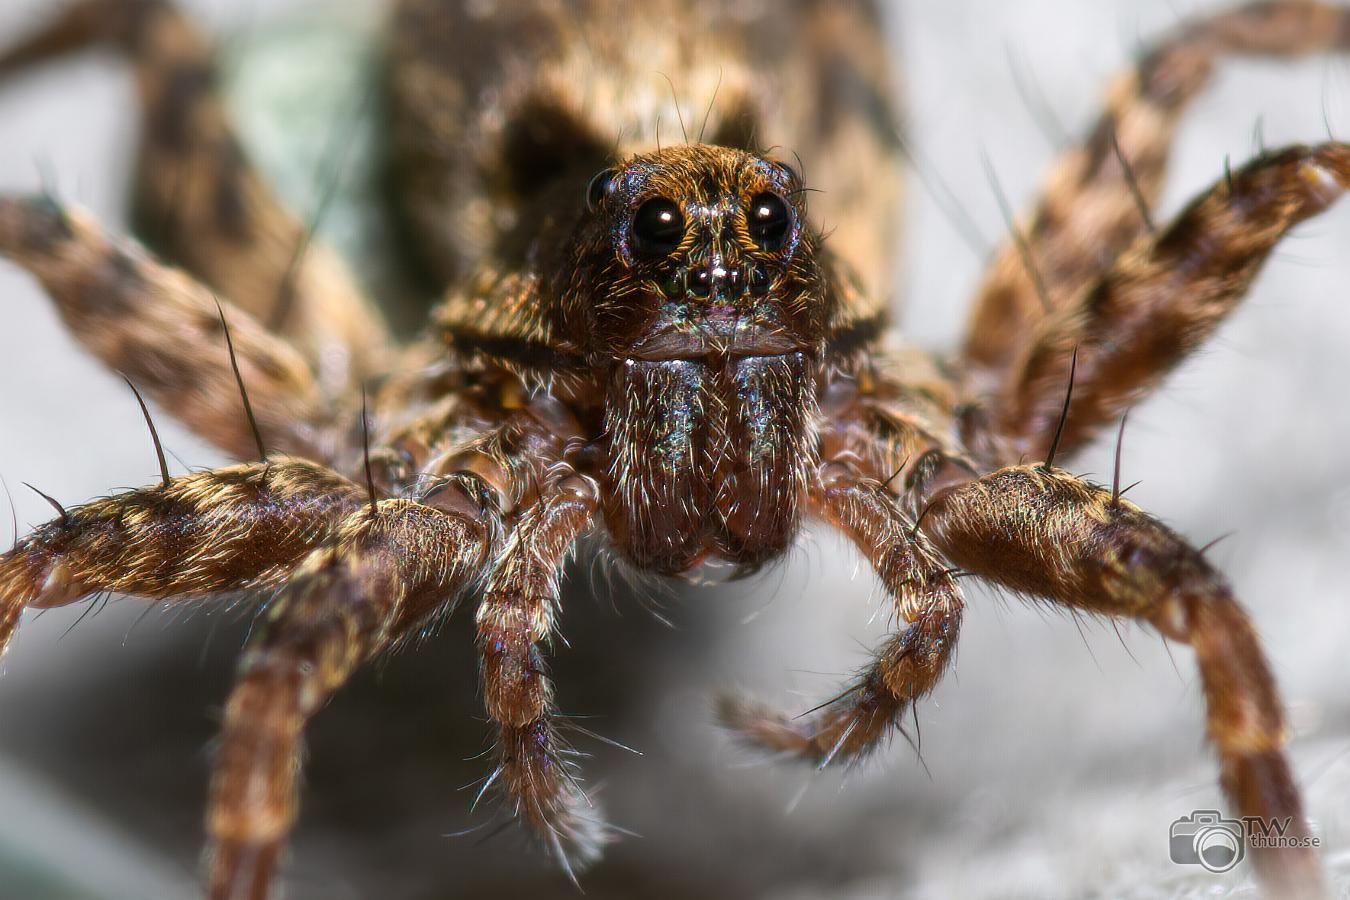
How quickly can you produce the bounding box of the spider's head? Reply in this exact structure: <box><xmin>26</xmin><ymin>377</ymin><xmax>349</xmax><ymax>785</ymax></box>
<box><xmin>567</xmin><ymin>144</ymin><xmax>828</xmax><ymax>363</ymax></box>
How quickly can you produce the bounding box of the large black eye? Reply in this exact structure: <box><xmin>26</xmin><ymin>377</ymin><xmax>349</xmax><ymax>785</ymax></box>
<box><xmin>630</xmin><ymin>197</ymin><xmax>685</xmax><ymax>256</ymax></box>
<box><xmin>747</xmin><ymin>192</ymin><xmax>793</xmax><ymax>250</ymax></box>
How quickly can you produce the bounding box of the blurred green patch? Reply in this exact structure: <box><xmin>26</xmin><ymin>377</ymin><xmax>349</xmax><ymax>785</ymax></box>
<box><xmin>0</xmin><ymin>844</ymin><xmax>111</xmax><ymax>900</ymax></box>
<box><xmin>219</xmin><ymin>9</ymin><xmax>422</xmax><ymax>325</ymax></box>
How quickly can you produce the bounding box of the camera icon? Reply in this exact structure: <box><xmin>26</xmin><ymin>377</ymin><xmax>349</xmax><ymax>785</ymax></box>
<box><xmin>1169</xmin><ymin>810</ymin><xmax>1246</xmax><ymax>873</ymax></box>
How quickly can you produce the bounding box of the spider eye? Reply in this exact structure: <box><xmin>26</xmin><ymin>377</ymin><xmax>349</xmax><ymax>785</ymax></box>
<box><xmin>746</xmin><ymin>192</ymin><xmax>793</xmax><ymax>251</ymax></box>
<box><xmin>771</xmin><ymin>160</ymin><xmax>798</xmax><ymax>184</ymax></box>
<box><xmin>630</xmin><ymin>197</ymin><xmax>685</xmax><ymax>256</ymax></box>
<box><xmin>586</xmin><ymin>168</ymin><xmax>614</xmax><ymax>212</ymax></box>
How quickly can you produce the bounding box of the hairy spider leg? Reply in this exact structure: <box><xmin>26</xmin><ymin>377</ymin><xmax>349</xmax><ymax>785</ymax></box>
<box><xmin>0</xmin><ymin>458</ymin><xmax>363</xmax><ymax>660</ymax></box>
<box><xmin>207</xmin><ymin>485</ymin><xmax>496</xmax><ymax>900</ymax></box>
<box><xmin>992</xmin><ymin>142</ymin><xmax>1350</xmax><ymax>461</ymax></box>
<box><xmin>0</xmin><ymin>0</ymin><xmax>391</xmax><ymax>397</ymax></box>
<box><xmin>476</xmin><ymin>471</ymin><xmax>606</xmax><ymax>876</ymax></box>
<box><xmin>721</xmin><ymin>460</ymin><xmax>963</xmax><ymax>768</ymax></box>
<box><xmin>0</xmin><ymin>195</ymin><xmax>335</xmax><ymax>462</ymax></box>
<box><xmin>921</xmin><ymin>465</ymin><xmax>1324</xmax><ymax>899</ymax></box>
<box><xmin>962</xmin><ymin>0</ymin><xmax>1350</xmax><ymax>391</ymax></box>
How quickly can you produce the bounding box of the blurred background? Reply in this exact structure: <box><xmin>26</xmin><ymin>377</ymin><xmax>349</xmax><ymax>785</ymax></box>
<box><xmin>2</xmin><ymin>1</ymin><xmax>1350</xmax><ymax>898</ymax></box>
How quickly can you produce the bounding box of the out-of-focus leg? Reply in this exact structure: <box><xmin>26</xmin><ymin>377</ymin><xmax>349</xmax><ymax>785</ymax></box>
<box><xmin>0</xmin><ymin>0</ymin><xmax>391</xmax><ymax>395</ymax></box>
<box><xmin>988</xmin><ymin>143</ymin><xmax>1350</xmax><ymax>463</ymax></box>
<box><xmin>0</xmin><ymin>195</ymin><xmax>335</xmax><ymax>461</ymax></box>
<box><xmin>961</xmin><ymin>1</ymin><xmax>1350</xmax><ymax>390</ymax></box>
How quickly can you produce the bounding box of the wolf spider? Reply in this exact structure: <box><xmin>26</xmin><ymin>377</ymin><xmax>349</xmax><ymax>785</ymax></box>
<box><xmin>1</xmin><ymin>0</ymin><xmax>1348</xmax><ymax>897</ymax></box>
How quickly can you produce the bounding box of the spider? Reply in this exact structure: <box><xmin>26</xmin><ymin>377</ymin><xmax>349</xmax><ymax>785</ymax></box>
<box><xmin>0</xmin><ymin>0</ymin><xmax>1347</xmax><ymax>897</ymax></box>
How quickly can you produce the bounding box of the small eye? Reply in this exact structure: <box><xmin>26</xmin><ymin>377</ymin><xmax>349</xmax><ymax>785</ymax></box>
<box><xmin>771</xmin><ymin>160</ymin><xmax>799</xmax><ymax>184</ymax></box>
<box><xmin>746</xmin><ymin>192</ymin><xmax>792</xmax><ymax>251</ymax></box>
<box><xmin>586</xmin><ymin>169</ymin><xmax>614</xmax><ymax>212</ymax></box>
<box><xmin>630</xmin><ymin>197</ymin><xmax>685</xmax><ymax>256</ymax></box>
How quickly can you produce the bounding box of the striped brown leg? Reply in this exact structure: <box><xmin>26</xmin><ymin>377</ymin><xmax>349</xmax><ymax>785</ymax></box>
<box><xmin>475</xmin><ymin>471</ymin><xmax>603</xmax><ymax>873</ymax></box>
<box><xmin>922</xmin><ymin>465</ymin><xmax>1324</xmax><ymax>899</ymax></box>
<box><xmin>206</xmin><ymin>482</ymin><xmax>497</xmax><ymax>900</ymax></box>
<box><xmin>0</xmin><ymin>458</ymin><xmax>363</xmax><ymax>661</ymax></box>
<box><xmin>721</xmin><ymin>460</ymin><xmax>963</xmax><ymax>767</ymax></box>
<box><xmin>991</xmin><ymin>142</ymin><xmax>1350</xmax><ymax>463</ymax></box>
<box><xmin>962</xmin><ymin>0</ymin><xmax>1350</xmax><ymax>390</ymax></box>
<box><xmin>0</xmin><ymin>0</ymin><xmax>390</xmax><ymax>395</ymax></box>
<box><xmin>761</xmin><ymin>0</ymin><xmax>903</xmax><ymax>302</ymax></box>
<box><xmin>0</xmin><ymin>195</ymin><xmax>332</xmax><ymax>461</ymax></box>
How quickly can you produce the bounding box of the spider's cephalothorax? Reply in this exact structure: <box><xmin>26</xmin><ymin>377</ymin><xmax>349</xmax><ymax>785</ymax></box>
<box><xmin>438</xmin><ymin>141</ymin><xmax>860</xmax><ymax>576</ymax></box>
<box><xmin>577</xmin><ymin>146</ymin><xmax>827</xmax><ymax>572</ymax></box>
<box><xmin>2</xmin><ymin>1</ymin><xmax>1350</xmax><ymax>898</ymax></box>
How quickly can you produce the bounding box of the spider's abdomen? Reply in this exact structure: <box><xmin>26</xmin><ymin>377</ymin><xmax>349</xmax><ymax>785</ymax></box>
<box><xmin>601</xmin><ymin>351</ymin><xmax>817</xmax><ymax>575</ymax></box>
